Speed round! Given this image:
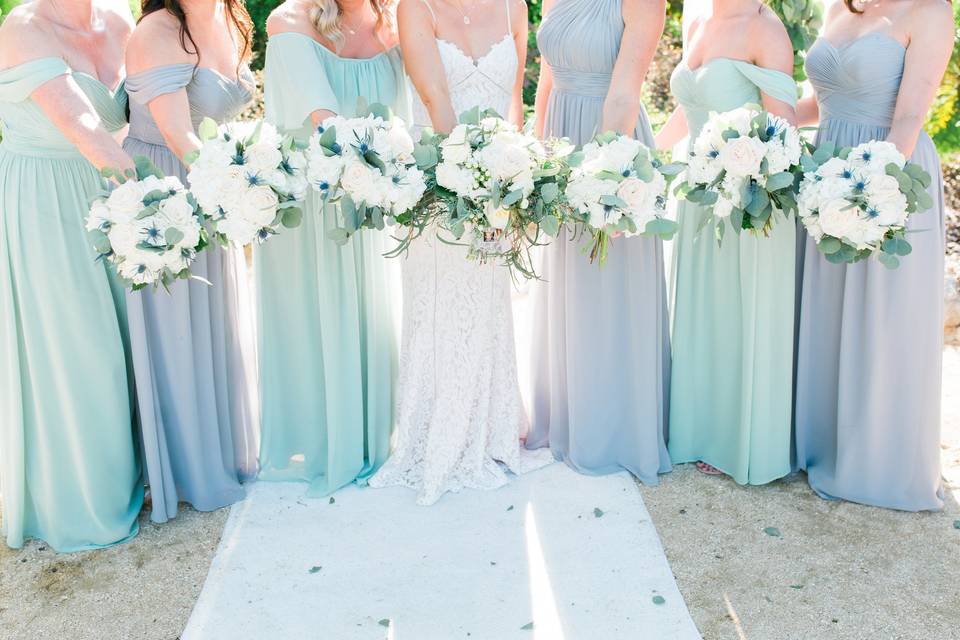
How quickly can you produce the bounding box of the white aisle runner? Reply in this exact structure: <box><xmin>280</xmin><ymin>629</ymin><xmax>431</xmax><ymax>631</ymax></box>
<box><xmin>182</xmin><ymin>464</ymin><xmax>700</xmax><ymax>640</ymax></box>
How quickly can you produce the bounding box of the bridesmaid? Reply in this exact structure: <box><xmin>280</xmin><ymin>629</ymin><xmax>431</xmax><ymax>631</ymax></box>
<box><xmin>123</xmin><ymin>0</ymin><xmax>258</xmax><ymax>523</ymax></box>
<box><xmin>255</xmin><ymin>0</ymin><xmax>401</xmax><ymax>496</ymax></box>
<box><xmin>0</xmin><ymin>0</ymin><xmax>142</xmax><ymax>551</ymax></box>
<box><xmin>655</xmin><ymin>0</ymin><xmax>798</xmax><ymax>484</ymax></box>
<box><xmin>527</xmin><ymin>0</ymin><xmax>672</xmax><ymax>483</ymax></box>
<box><xmin>794</xmin><ymin>0</ymin><xmax>952</xmax><ymax>511</ymax></box>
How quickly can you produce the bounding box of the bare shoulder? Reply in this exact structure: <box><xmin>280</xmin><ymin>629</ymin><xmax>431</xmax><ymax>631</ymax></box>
<box><xmin>906</xmin><ymin>0</ymin><xmax>954</xmax><ymax>40</ymax></box>
<box><xmin>749</xmin><ymin>5</ymin><xmax>794</xmax><ymax>72</ymax></box>
<box><xmin>0</xmin><ymin>5</ymin><xmax>60</xmax><ymax>66</ymax></box>
<box><xmin>822</xmin><ymin>0</ymin><xmax>848</xmax><ymax>22</ymax></box>
<box><xmin>103</xmin><ymin>1</ymin><xmax>136</xmax><ymax>38</ymax></box>
<box><xmin>621</xmin><ymin>0</ymin><xmax>665</xmax><ymax>22</ymax></box>
<box><xmin>126</xmin><ymin>9</ymin><xmax>191</xmax><ymax>74</ymax></box>
<box><xmin>397</xmin><ymin>0</ymin><xmax>433</xmax><ymax>25</ymax></box>
<box><xmin>509</xmin><ymin>0</ymin><xmax>528</xmax><ymax>34</ymax></box>
<box><xmin>266</xmin><ymin>2</ymin><xmax>312</xmax><ymax>37</ymax></box>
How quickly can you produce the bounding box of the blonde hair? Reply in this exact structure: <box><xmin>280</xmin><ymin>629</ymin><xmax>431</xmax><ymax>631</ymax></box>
<box><xmin>309</xmin><ymin>0</ymin><xmax>395</xmax><ymax>51</ymax></box>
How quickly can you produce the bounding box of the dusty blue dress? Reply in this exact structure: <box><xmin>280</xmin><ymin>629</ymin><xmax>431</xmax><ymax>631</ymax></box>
<box><xmin>0</xmin><ymin>58</ymin><xmax>142</xmax><ymax>551</ymax></box>
<box><xmin>795</xmin><ymin>34</ymin><xmax>945</xmax><ymax>511</ymax></box>
<box><xmin>123</xmin><ymin>64</ymin><xmax>259</xmax><ymax>523</ymax></box>
<box><xmin>526</xmin><ymin>0</ymin><xmax>672</xmax><ymax>484</ymax></box>
<box><xmin>255</xmin><ymin>33</ymin><xmax>401</xmax><ymax>496</ymax></box>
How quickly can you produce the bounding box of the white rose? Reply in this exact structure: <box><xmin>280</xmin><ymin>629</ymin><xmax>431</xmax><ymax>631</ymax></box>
<box><xmin>307</xmin><ymin>153</ymin><xmax>345</xmax><ymax>190</ymax></box>
<box><xmin>713</xmin><ymin>196</ymin><xmax>735</xmax><ymax>219</ymax></box>
<box><xmin>436</xmin><ymin>161</ymin><xmax>474</xmax><ymax>196</ymax></box>
<box><xmin>87</xmin><ymin>200</ymin><xmax>113</xmax><ymax>231</ymax></box>
<box><xmin>600</xmin><ymin>136</ymin><xmax>642</xmax><ymax>172</ymax></box>
<box><xmin>718</xmin><ymin>135</ymin><xmax>767</xmax><ymax>178</ymax></box>
<box><xmin>339</xmin><ymin>160</ymin><xmax>376</xmax><ymax>199</ymax></box>
<box><xmin>217</xmin><ymin>216</ymin><xmax>260</xmax><ymax>246</ymax></box>
<box><xmin>817</xmin><ymin>197</ymin><xmax>865</xmax><ymax>245</ymax></box>
<box><xmin>157</xmin><ymin>194</ymin><xmax>196</xmax><ymax>227</ymax></box>
<box><xmin>617</xmin><ymin>177</ymin><xmax>657</xmax><ymax>216</ymax></box>
<box><xmin>245</xmin><ymin>143</ymin><xmax>284</xmax><ymax>174</ymax></box>
<box><xmin>106</xmin><ymin>181</ymin><xmax>145</xmax><ymax>220</ymax></box>
<box><xmin>238</xmin><ymin>185</ymin><xmax>280</xmax><ymax>227</ymax></box>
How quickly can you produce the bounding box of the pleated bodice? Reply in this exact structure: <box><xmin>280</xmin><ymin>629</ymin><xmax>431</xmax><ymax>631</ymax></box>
<box><xmin>0</xmin><ymin>57</ymin><xmax>127</xmax><ymax>158</ymax></box>
<box><xmin>805</xmin><ymin>33</ymin><xmax>904</xmax><ymax>128</ymax></box>
<box><xmin>125</xmin><ymin>63</ymin><xmax>253</xmax><ymax>147</ymax></box>
<box><xmin>536</xmin><ymin>0</ymin><xmax>623</xmax><ymax>100</ymax></box>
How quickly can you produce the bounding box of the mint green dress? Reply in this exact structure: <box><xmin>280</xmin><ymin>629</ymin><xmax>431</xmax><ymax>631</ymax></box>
<box><xmin>255</xmin><ymin>33</ymin><xmax>403</xmax><ymax>496</ymax></box>
<box><xmin>668</xmin><ymin>59</ymin><xmax>798</xmax><ymax>485</ymax></box>
<box><xmin>0</xmin><ymin>58</ymin><xmax>142</xmax><ymax>551</ymax></box>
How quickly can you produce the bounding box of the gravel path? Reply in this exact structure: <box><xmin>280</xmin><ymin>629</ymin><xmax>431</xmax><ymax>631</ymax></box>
<box><xmin>1</xmin><ymin>349</ymin><xmax>958</xmax><ymax>640</ymax></box>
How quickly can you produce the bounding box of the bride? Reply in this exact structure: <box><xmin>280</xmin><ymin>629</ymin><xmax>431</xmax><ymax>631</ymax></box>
<box><xmin>369</xmin><ymin>0</ymin><xmax>553</xmax><ymax>505</ymax></box>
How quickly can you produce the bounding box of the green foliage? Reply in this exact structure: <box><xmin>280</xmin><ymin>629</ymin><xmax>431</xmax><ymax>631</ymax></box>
<box><xmin>767</xmin><ymin>0</ymin><xmax>823</xmax><ymax>82</ymax></box>
<box><xmin>927</xmin><ymin>3</ymin><xmax>960</xmax><ymax>153</ymax></box>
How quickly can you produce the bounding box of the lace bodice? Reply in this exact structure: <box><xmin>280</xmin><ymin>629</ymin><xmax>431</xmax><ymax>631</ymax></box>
<box><xmin>410</xmin><ymin>6</ymin><xmax>517</xmax><ymax>127</ymax></box>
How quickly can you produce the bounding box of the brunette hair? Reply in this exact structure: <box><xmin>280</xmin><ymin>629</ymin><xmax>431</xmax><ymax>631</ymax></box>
<box><xmin>140</xmin><ymin>1</ymin><xmax>253</xmax><ymax>63</ymax></box>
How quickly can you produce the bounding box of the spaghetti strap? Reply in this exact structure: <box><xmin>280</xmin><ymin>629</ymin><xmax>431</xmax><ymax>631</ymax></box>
<box><xmin>504</xmin><ymin>0</ymin><xmax>511</xmax><ymax>33</ymax></box>
<box><xmin>419</xmin><ymin>0</ymin><xmax>437</xmax><ymax>25</ymax></box>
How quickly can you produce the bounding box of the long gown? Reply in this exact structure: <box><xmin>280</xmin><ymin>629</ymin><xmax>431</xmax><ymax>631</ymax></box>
<box><xmin>123</xmin><ymin>64</ymin><xmax>258</xmax><ymax>523</ymax></box>
<box><xmin>794</xmin><ymin>34</ymin><xmax>945</xmax><ymax>511</ymax></box>
<box><xmin>526</xmin><ymin>0</ymin><xmax>672</xmax><ymax>483</ymax></box>
<box><xmin>0</xmin><ymin>58</ymin><xmax>142</xmax><ymax>551</ymax></box>
<box><xmin>667</xmin><ymin>58</ymin><xmax>798</xmax><ymax>485</ymax></box>
<box><xmin>255</xmin><ymin>32</ymin><xmax>400</xmax><ymax>496</ymax></box>
<box><xmin>369</xmin><ymin>0</ymin><xmax>553</xmax><ymax>505</ymax></box>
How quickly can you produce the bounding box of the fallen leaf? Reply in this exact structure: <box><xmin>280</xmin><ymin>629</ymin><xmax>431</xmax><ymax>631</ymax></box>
<box><xmin>652</xmin><ymin>595</ymin><xmax>666</xmax><ymax>605</ymax></box>
<box><xmin>954</xmin><ymin>520</ymin><xmax>960</xmax><ymax>530</ymax></box>
<box><xmin>789</xmin><ymin>584</ymin><xmax>804</xmax><ymax>590</ymax></box>
<box><xmin>378</xmin><ymin>619</ymin><xmax>390</xmax><ymax>627</ymax></box>
<box><xmin>329</xmin><ymin>497</ymin><xmax>335</xmax><ymax>505</ymax></box>
<box><xmin>521</xmin><ymin>622</ymin><xmax>534</xmax><ymax>630</ymax></box>
<box><xmin>593</xmin><ymin>508</ymin><xmax>605</xmax><ymax>518</ymax></box>
<box><xmin>763</xmin><ymin>527</ymin><xmax>781</xmax><ymax>537</ymax></box>
<box><xmin>308</xmin><ymin>566</ymin><xmax>322</xmax><ymax>574</ymax></box>
<box><xmin>507</xmin><ymin>505</ymin><xmax>514</xmax><ymax>512</ymax></box>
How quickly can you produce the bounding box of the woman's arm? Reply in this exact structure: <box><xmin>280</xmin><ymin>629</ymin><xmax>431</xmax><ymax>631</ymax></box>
<box><xmin>886</xmin><ymin>0</ymin><xmax>954</xmax><ymax>157</ymax></box>
<box><xmin>32</xmin><ymin>77</ymin><xmax>135</xmax><ymax>173</ymax></box>
<box><xmin>398</xmin><ymin>0</ymin><xmax>456</xmax><ymax>133</ymax></box>
<box><xmin>654</xmin><ymin>106</ymin><xmax>688</xmax><ymax>151</ymax></box>
<box><xmin>796</xmin><ymin>96</ymin><xmax>819</xmax><ymax>127</ymax></box>
<box><xmin>600</xmin><ymin>0</ymin><xmax>666</xmax><ymax>135</ymax></box>
<box><xmin>751</xmin><ymin>9</ymin><xmax>798</xmax><ymax>124</ymax></box>
<box><xmin>507</xmin><ymin>0</ymin><xmax>528</xmax><ymax>127</ymax></box>
<box><xmin>532</xmin><ymin>0</ymin><xmax>556</xmax><ymax>138</ymax></box>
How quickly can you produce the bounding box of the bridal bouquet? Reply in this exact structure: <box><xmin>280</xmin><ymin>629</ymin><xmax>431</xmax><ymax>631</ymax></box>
<box><xmin>186</xmin><ymin>118</ymin><xmax>307</xmax><ymax>247</ymax></box>
<box><xmin>679</xmin><ymin>106</ymin><xmax>803</xmax><ymax>241</ymax></box>
<box><xmin>87</xmin><ymin>158</ymin><xmax>206</xmax><ymax>290</ymax></box>
<box><xmin>426</xmin><ymin>108</ymin><xmax>570</xmax><ymax>278</ymax></box>
<box><xmin>306</xmin><ymin>103</ymin><xmax>427</xmax><ymax>243</ymax></box>
<box><xmin>564</xmin><ymin>131</ymin><xmax>681</xmax><ymax>264</ymax></box>
<box><xmin>797</xmin><ymin>140</ymin><xmax>934</xmax><ymax>268</ymax></box>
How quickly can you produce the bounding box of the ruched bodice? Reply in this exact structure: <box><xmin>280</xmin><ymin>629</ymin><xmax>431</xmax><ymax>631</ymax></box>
<box><xmin>0</xmin><ymin>57</ymin><xmax>127</xmax><ymax>157</ymax></box>
<box><xmin>537</xmin><ymin>0</ymin><xmax>622</xmax><ymax>99</ymax></box>
<box><xmin>126</xmin><ymin>64</ymin><xmax>253</xmax><ymax>146</ymax></box>
<box><xmin>805</xmin><ymin>33</ymin><xmax>904</xmax><ymax>128</ymax></box>
<box><xmin>670</xmin><ymin>58</ymin><xmax>797</xmax><ymax>136</ymax></box>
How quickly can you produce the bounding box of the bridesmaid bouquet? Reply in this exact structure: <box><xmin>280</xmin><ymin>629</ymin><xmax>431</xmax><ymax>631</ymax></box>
<box><xmin>426</xmin><ymin>107</ymin><xmax>570</xmax><ymax>278</ymax></box>
<box><xmin>305</xmin><ymin>102</ymin><xmax>427</xmax><ymax>243</ymax></box>
<box><xmin>797</xmin><ymin>140</ymin><xmax>934</xmax><ymax>268</ymax></box>
<box><xmin>186</xmin><ymin>118</ymin><xmax>308</xmax><ymax>247</ymax></box>
<box><xmin>564</xmin><ymin>131</ymin><xmax>681</xmax><ymax>264</ymax></box>
<box><xmin>679</xmin><ymin>106</ymin><xmax>803</xmax><ymax>241</ymax></box>
<box><xmin>86</xmin><ymin>157</ymin><xmax>206</xmax><ymax>290</ymax></box>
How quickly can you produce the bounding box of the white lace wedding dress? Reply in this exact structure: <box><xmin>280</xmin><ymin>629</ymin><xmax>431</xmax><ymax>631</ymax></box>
<box><xmin>369</xmin><ymin>3</ymin><xmax>553</xmax><ymax>506</ymax></box>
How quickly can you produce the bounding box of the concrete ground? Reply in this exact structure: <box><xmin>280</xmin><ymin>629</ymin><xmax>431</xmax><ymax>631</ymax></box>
<box><xmin>1</xmin><ymin>348</ymin><xmax>958</xmax><ymax>640</ymax></box>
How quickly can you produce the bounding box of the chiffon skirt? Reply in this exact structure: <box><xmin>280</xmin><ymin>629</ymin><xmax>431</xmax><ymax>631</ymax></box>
<box><xmin>794</xmin><ymin>121</ymin><xmax>945</xmax><ymax>511</ymax></box>
<box><xmin>254</xmin><ymin>189</ymin><xmax>396</xmax><ymax>497</ymax></box>
<box><xmin>0</xmin><ymin>148</ymin><xmax>142</xmax><ymax>551</ymax></box>
<box><xmin>527</xmin><ymin>92</ymin><xmax>672</xmax><ymax>483</ymax></box>
<box><xmin>122</xmin><ymin>137</ymin><xmax>258</xmax><ymax>523</ymax></box>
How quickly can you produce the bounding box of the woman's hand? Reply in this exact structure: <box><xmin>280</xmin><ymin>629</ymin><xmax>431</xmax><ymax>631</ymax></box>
<box><xmin>599</xmin><ymin>0</ymin><xmax>666</xmax><ymax>135</ymax></box>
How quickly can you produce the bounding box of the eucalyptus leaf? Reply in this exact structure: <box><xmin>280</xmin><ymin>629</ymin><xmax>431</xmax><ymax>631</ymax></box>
<box><xmin>198</xmin><ymin>117</ymin><xmax>219</xmax><ymax>142</ymax></box>
<box><xmin>282</xmin><ymin>207</ymin><xmax>303</xmax><ymax>229</ymax></box>
<box><xmin>540</xmin><ymin>182</ymin><xmax>559</xmax><ymax>205</ymax></box>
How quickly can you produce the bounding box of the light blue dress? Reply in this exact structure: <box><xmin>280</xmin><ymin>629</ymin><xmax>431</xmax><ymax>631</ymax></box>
<box><xmin>795</xmin><ymin>34</ymin><xmax>945</xmax><ymax>511</ymax></box>
<box><xmin>123</xmin><ymin>64</ymin><xmax>259</xmax><ymax>523</ymax></box>
<box><xmin>526</xmin><ymin>0</ymin><xmax>672</xmax><ymax>484</ymax></box>
<box><xmin>255</xmin><ymin>33</ymin><xmax>401</xmax><ymax>496</ymax></box>
<box><xmin>668</xmin><ymin>58</ymin><xmax>798</xmax><ymax>485</ymax></box>
<box><xmin>0</xmin><ymin>58</ymin><xmax>142</xmax><ymax>551</ymax></box>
